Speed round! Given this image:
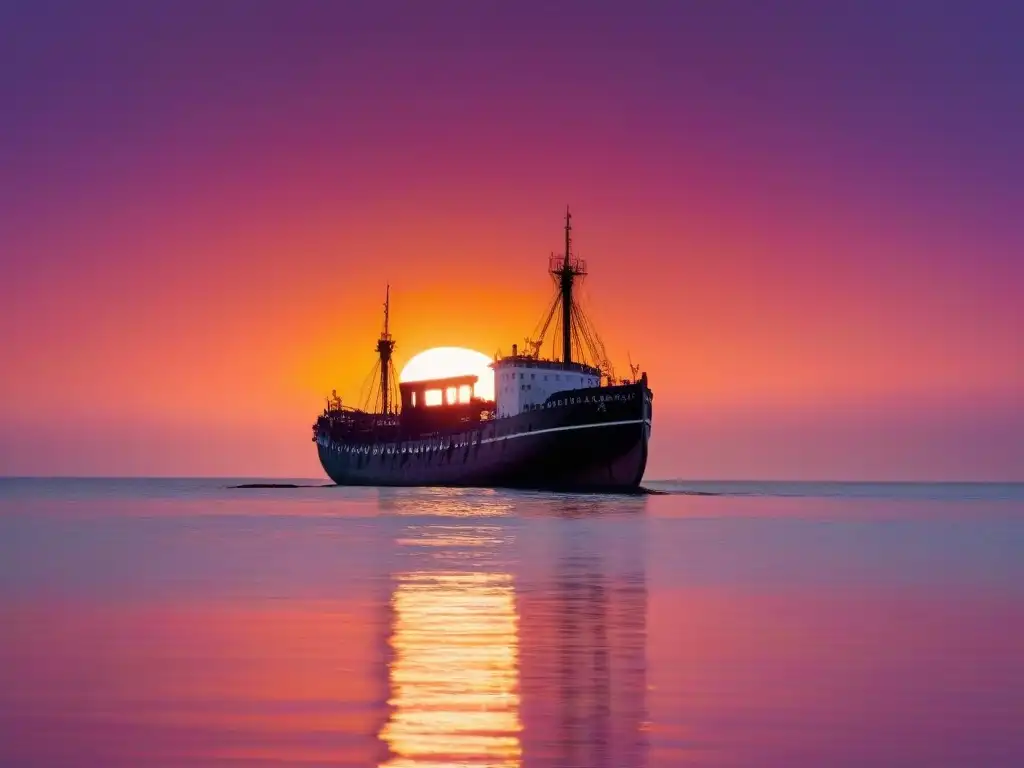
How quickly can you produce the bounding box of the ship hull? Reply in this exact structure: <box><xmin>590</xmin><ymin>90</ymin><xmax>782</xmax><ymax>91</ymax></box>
<box><xmin>316</xmin><ymin>382</ymin><xmax>652</xmax><ymax>492</ymax></box>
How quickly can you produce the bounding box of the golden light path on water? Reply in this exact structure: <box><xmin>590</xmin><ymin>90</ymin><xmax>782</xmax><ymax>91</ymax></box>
<box><xmin>379</xmin><ymin>571</ymin><xmax>522</xmax><ymax>767</ymax></box>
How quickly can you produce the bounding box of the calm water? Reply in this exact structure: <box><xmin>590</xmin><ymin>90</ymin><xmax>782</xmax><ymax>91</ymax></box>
<box><xmin>0</xmin><ymin>479</ymin><xmax>1022</xmax><ymax>767</ymax></box>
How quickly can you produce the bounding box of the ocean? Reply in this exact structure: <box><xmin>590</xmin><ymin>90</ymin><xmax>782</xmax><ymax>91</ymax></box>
<box><xmin>0</xmin><ymin>478</ymin><xmax>1021</xmax><ymax>767</ymax></box>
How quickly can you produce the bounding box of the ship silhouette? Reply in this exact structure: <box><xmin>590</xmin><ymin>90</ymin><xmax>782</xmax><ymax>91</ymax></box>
<box><xmin>312</xmin><ymin>209</ymin><xmax>653</xmax><ymax>491</ymax></box>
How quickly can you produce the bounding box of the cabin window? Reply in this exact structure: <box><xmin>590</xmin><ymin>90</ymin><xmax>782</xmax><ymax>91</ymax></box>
<box><xmin>458</xmin><ymin>384</ymin><xmax>472</xmax><ymax>402</ymax></box>
<box><xmin>424</xmin><ymin>389</ymin><xmax>443</xmax><ymax>406</ymax></box>
<box><xmin>411</xmin><ymin>392</ymin><xmax>417</xmax><ymax>407</ymax></box>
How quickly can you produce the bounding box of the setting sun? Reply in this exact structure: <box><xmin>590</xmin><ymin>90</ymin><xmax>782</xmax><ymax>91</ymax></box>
<box><xmin>400</xmin><ymin>347</ymin><xmax>496</xmax><ymax>402</ymax></box>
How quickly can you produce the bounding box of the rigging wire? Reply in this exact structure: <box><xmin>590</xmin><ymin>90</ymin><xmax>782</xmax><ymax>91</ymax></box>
<box><xmin>344</xmin><ymin>215</ymin><xmax>623</xmax><ymax>417</ymax></box>
<box><xmin>359</xmin><ymin>360</ymin><xmax>381</xmax><ymax>413</ymax></box>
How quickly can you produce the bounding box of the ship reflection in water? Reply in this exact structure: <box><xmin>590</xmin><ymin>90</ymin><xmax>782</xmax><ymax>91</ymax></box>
<box><xmin>376</xmin><ymin>490</ymin><xmax>647</xmax><ymax>768</ymax></box>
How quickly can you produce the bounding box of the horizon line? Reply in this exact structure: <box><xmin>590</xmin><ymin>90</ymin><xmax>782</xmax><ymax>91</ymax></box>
<box><xmin>0</xmin><ymin>475</ymin><xmax>1020</xmax><ymax>485</ymax></box>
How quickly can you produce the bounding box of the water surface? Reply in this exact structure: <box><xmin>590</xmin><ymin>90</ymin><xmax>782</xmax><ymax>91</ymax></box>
<box><xmin>1</xmin><ymin>479</ymin><xmax>1022</xmax><ymax>766</ymax></box>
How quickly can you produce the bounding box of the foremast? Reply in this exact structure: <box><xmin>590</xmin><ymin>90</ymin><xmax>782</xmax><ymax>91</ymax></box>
<box><xmin>374</xmin><ymin>286</ymin><xmax>393</xmax><ymax>415</ymax></box>
<box><xmin>349</xmin><ymin>285</ymin><xmax>402</xmax><ymax>416</ymax></box>
<box><xmin>375</xmin><ymin>285</ymin><xmax>397</xmax><ymax>415</ymax></box>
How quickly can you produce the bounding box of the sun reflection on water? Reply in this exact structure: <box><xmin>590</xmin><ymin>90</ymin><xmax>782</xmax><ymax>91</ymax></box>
<box><xmin>379</xmin><ymin>570</ymin><xmax>522</xmax><ymax>768</ymax></box>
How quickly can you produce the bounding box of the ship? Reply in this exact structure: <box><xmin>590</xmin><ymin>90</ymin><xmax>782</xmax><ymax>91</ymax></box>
<box><xmin>312</xmin><ymin>209</ymin><xmax>653</xmax><ymax>491</ymax></box>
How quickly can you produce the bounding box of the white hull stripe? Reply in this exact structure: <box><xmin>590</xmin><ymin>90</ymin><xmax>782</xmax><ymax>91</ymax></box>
<box><xmin>480</xmin><ymin>418</ymin><xmax>649</xmax><ymax>445</ymax></box>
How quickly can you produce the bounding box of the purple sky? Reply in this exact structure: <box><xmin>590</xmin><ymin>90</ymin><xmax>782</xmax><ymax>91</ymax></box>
<box><xmin>0</xmin><ymin>1</ymin><xmax>1021</xmax><ymax>478</ymax></box>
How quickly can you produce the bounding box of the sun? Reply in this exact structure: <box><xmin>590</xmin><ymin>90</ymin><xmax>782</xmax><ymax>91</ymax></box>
<box><xmin>399</xmin><ymin>347</ymin><xmax>495</xmax><ymax>401</ymax></box>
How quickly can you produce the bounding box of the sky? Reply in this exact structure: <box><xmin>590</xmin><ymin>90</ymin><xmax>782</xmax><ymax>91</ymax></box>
<box><xmin>1</xmin><ymin>0</ymin><xmax>1021</xmax><ymax>479</ymax></box>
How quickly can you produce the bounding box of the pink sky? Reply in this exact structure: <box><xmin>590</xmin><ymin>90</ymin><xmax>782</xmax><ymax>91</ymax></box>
<box><xmin>1</xmin><ymin>2</ymin><xmax>1021</xmax><ymax>479</ymax></box>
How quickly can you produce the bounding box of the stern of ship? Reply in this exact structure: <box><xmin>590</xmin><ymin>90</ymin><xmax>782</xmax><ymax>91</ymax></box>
<box><xmin>491</xmin><ymin>379</ymin><xmax>653</xmax><ymax>492</ymax></box>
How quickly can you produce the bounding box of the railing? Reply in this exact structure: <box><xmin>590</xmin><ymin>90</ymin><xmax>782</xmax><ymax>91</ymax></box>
<box><xmin>548</xmin><ymin>254</ymin><xmax>587</xmax><ymax>275</ymax></box>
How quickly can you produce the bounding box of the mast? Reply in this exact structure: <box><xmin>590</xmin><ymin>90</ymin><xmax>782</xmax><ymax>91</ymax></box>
<box><xmin>530</xmin><ymin>209</ymin><xmax>610</xmax><ymax>376</ymax></box>
<box><xmin>376</xmin><ymin>285</ymin><xmax>396</xmax><ymax>415</ymax></box>
<box><xmin>562</xmin><ymin>208</ymin><xmax>572</xmax><ymax>365</ymax></box>
<box><xmin>551</xmin><ymin>206</ymin><xmax>586</xmax><ymax>366</ymax></box>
